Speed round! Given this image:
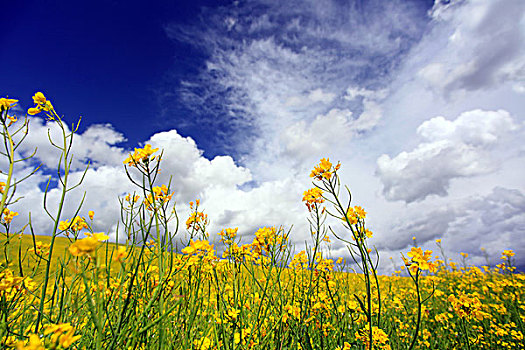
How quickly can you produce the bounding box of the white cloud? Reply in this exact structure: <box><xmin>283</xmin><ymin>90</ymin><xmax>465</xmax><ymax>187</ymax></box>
<box><xmin>377</xmin><ymin>109</ymin><xmax>518</xmax><ymax>202</ymax></box>
<box><xmin>421</xmin><ymin>0</ymin><xmax>525</xmax><ymax>94</ymax></box>
<box><xmin>5</xmin><ymin>0</ymin><xmax>525</xmax><ymax>275</ymax></box>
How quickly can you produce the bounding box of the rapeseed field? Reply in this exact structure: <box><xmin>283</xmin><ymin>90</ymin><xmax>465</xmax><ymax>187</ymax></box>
<box><xmin>0</xmin><ymin>93</ymin><xmax>523</xmax><ymax>349</ymax></box>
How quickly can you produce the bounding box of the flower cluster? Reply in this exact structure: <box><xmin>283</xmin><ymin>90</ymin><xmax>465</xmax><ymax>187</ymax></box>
<box><xmin>27</xmin><ymin>92</ymin><xmax>54</xmax><ymax>115</ymax></box>
<box><xmin>59</xmin><ymin>216</ymin><xmax>89</xmax><ymax>235</ymax></box>
<box><xmin>186</xmin><ymin>210</ymin><xmax>209</xmax><ymax>232</ymax></box>
<box><xmin>123</xmin><ymin>144</ymin><xmax>159</xmax><ymax>167</ymax></box>
<box><xmin>218</xmin><ymin>227</ymin><xmax>238</xmax><ymax>245</ymax></box>
<box><xmin>310</xmin><ymin>158</ymin><xmax>340</xmax><ymax>181</ymax></box>
<box><xmin>404</xmin><ymin>247</ymin><xmax>437</xmax><ymax>273</ymax></box>
<box><xmin>2</xmin><ymin>208</ymin><xmax>18</xmax><ymax>224</ymax></box>
<box><xmin>501</xmin><ymin>249</ymin><xmax>515</xmax><ymax>259</ymax></box>
<box><xmin>251</xmin><ymin>226</ymin><xmax>286</xmax><ymax>256</ymax></box>
<box><xmin>448</xmin><ymin>292</ymin><xmax>486</xmax><ymax>320</ymax></box>
<box><xmin>28</xmin><ymin>241</ymin><xmax>51</xmax><ymax>257</ymax></box>
<box><xmin>144</xmin><ymin>184</ymin><xmax>173</xmax><ymax>211</ymax></box>
<box><xmin>0</xmin><ymin>97</ymin><xmax>18</xmax><ymax>124</ymax></box>
<box><xmin>302</xmin><ymin>187</ymin><xmax>324</xmax><ymax>212</ymax></box>
<box><xmin>43</xmin><ymin>323</ymin><xmax>81</xmax><ymax>348</ymax></box>
<box><xmin>344</xmin><ymin>205</ymin><xmax>366</xmax><ymax>225</ymax></box>
<box><xmin>0</xmin><ymin>97</ymin><xmax>18</xmax><ymax>111</ymax></box>
<box><xmin>0</xmin><ymin>268</ymin><xmax>25</xmax><ymax>295</ymax></box>
<box><xmin>355</xmin><ymin>325</ymin><xmax>391</xmax><ymax>350</ymax></box>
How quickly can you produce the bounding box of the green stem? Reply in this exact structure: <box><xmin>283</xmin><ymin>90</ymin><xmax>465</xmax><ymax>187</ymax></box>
<box><xmin>408</xmin><ymin>271</ymin><xmax>422</xmax><ymax>350</ymax></box>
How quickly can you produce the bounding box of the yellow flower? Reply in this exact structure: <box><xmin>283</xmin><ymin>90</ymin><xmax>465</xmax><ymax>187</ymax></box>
<box><xmin>7</xmin><ymin>114</ymin><xmax>17</xmax><ymax>124</ymax></box>
<box><xmin>182</xmin><ymin>239</ymin><xmax>214</xmax><ymax>256</ymax></box>
<box><xmin>0</xmin><ymin>97</ymin><xmax>18</xmax><ymax>111</ymax></box>
<box><xmin>32</xmin><ymin>92</ymin><xmax>47</xmax><ymax>105</ymax></box>
<box><xmin>58</xmin><ymin>328</ymin><xmax>81</xmax><ymax>348</ymax></box>
<box><xmin>44</xmin><ymin>323</ymin><xmax>80</xmax><ymax>348</ymax></box>
<box><xmin>30</xmin><ymin>92</ymin><xmax>53</xmax><ymax>112</ymax></box>
<box><xmin>405</xmin><ymin>247</ymin><xmax>437</xmax><ymax>273</ymax></box>
<box><xmin>2</xmin><ymin>208</ymin><xmax>18</xmax><ymax>224</ymax></box>
<box><xmin>302</xmin><ymin>187</ymin><xmax>324</xmax><ymax>212</ymax></box>
<box><xmin>310</xmin><ymin>158</ymin><xmax>340</xmax><ymax>181</ymax></box>
<box><xmin>113</xmin><ymin>246</ymin><xmax>127</xmax><ymax>262</ymax></box>
<box><xmin>88</xmin><ymin>210</ymin><xmax>94</xmax><ymax>220</ymax></box>
<box><xmin>59</xmin><ymin>216</ymin><xmax>88</xmax><ymax>232</ymax></box>
<box><xmin>16</xmin><ymin>334</ymin><xmax>45</xmax><ymax>350</ymax></box>
<box><xmin>218</xmin><ymin>227</ymin><xmax>238</xmax><ymax>244</ymax></box>
<box><xmin>69</xmin><ymin>237</ymin><xmax>99</xmax><ymax>256</ymax></box>
<box><xmin>123</xmin><ymin>144</ymin><xmax>159</xmax><ymax>166</ymax></box>
<box><xmin>355</xmin><ymin>325</ymin><xmax>391</xmax><ymax>349</ymax></box>
<box><xmin>448</xmin><ymin>292</ymin><xmax>486</xmax><ymax>320</ymax></box>
<box><xmin>27</xmin><ymin>107</ymin><xmax>42</xmax><ymax>115</ymax></box>
<box><xmin>193</xmin><ymin>336</ymin><xmax>212</xmax><ymax>350</ymax></box>
<box><xmin>354</xmin><ymin>205</ymin><xmax>366</xmax><ymax>219</ymax></box>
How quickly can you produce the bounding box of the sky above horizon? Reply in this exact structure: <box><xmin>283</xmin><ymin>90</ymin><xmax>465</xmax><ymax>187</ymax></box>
<box><xmin>2</xmin><ymin>0</ymin><xmax>525</xmax><ymax>272</ymax></box>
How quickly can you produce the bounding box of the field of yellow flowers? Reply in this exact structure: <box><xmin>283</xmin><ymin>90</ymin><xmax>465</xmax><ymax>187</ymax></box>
<box><xmin>0</xmin><ymin>93</ymin><xmax>524</xmax><ymax>349</ymax></box>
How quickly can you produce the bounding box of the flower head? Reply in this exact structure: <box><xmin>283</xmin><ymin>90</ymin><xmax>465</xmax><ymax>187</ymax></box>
<box><xmin>405</xmin><ymin>247</ymin><xmax>437</xmax><ymax>273</ymax></box>
<box><xmin>2</xmin><ymin>208</ymin><xmax>18</xmax><ymax>224</ymax></box>
<box><xmin>123</xmin><ymin>144</ymin><xmax>159</xmax><ymax>167</ymax></box>
<box><xmin>310</xmin><ymin>158</ymin><xmax>340</xmax><ymax>181</ymax></box>
<box><xmin>28</xmin><ymin>92</ymin><xmax>53</xmax><ymax>115</ymax></box>
<box><xmin>302</xmin><ymin>187</ymin><xmax>324</xmax><ymax>212</ymax></box>
<box><xmin>0</xmin><ymin>97</ymin><xmax>18</xmax><ymax>111</ymax></box>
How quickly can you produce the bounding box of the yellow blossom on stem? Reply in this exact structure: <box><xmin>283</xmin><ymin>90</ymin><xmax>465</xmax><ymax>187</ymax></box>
<box><xmin>182</xmin><ymin>239</ymin><xmax>214</xmax><ymax>256</ymax></box>
<box><xmin>0</xmin><ymin>97</ymin><xmax>18</xmax><ymax>111</ymax></box>
<box><xmin>302</xmin><ymin>187</ymin><xmax>324</xmax><ymax>212</ymax></box>
<box><xmin>123</xmin><ymin>144</ymin><xmax>159</xmax><ymax>167</ymax></box>
<box><xmin>27</xmin><ymin>107</ymin><xmax>42</xmax><ymax>115</ymax></box>
<box><xmin>2</xmin><ymin>208</ymin><xmax>18</xmax><ymax>224</ymax></box>
<box><xmin>355</xmin><ymin>325</ymin><xmax>391</xmax><ymax>350</ymax></box>
<box><xmin>59</xmin><ymin>216</ymin><xmax>88</xmax><ymax>233</ymax></box>
<box><xmin>218</xmin><ymin>227</ymin><xmax>238</xmax><ymax>244</ymax></box>
<box><xmin>310</xmin><ymin>158</ymin><xmax>340</xmax><ymax>181</ymax></box>
<box><xmin>28</xmin><ymin>92</ymin><xmax>53</xmax><ymax>114</ymax></box>
<box><xmin>405</xmin><ymin>247</ymin><xmax>437</xmax><ymax>273</ymax></box>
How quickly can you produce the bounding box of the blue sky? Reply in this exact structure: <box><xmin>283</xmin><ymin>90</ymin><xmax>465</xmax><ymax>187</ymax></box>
<box><xmin>2</xmin><ymin>0</ymin><xmax>525</xmax><ymax>272</ymax></box>
<box><xmin>2</xmin><ymin>0</ymin><xmax>230</xmax><ymax>155</ymax></box>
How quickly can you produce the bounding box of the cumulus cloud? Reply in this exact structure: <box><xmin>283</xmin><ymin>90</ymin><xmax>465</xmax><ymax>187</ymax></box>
<box><xmin>15</xmin><ymin>117</ymin><xmax>127</xmax><ymax>171</ymax></box>
<box><xmin>377</xmin><ymin>109</ymin><xmax>518</xmax><ymax>202</ymax></box>
<box><xmin>8</xmin><ymin>121</ymin><xmax>255</xmax><ymax>243</ymax></box>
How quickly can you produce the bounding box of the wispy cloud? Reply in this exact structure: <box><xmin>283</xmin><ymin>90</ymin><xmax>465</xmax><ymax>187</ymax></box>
<box><xmin>164</xmin><ymin>0</ymin><xmax>431</xmax><ymax>160</ymax></box>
